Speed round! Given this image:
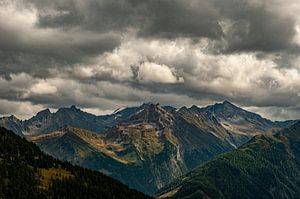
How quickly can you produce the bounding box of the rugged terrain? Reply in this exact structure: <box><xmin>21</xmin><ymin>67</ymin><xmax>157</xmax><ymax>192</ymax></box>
<box><xmin>0</xmin><ymin>101</ymin><xmax>295</xmax><ymax>194</ymax></box>
<box><xmin>159</xmin><ymin>121</ymin><xmax>300</xmax><ymax>199</ymax></box>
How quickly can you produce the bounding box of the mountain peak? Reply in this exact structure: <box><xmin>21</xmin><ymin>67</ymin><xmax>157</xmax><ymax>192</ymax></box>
<box><xmin>57</xmin><ymin>105</ymin><xmax>80</xmax><ymax>113</ymax></box>
<box><xmin>8</xmin><ymin>115</ymin><xmax>19</xmax><ymax>121</ymax></box>
<box><xmin>179</xmin><ymin>106</ymin><xmax>189</xmax><ymax>112</ymax></box>
<box><xmin>190</xmin><ymin>105</ymin><xmax>200</xmax><ymax>110</ymax></box>
<box><xmin>70</xmin><ymin>105</ymin><xmax>79</xmax><ymax>110</ymax></box>
<box><xmin>36</xmin><ymin>108</ymin><xmax>51</xmax><ymax>117</ymax></box>
<box><xmin>141</xmin><ymin>102</ymin><xmax>159</xmax><ymax>108</ymax></box>
<box><xmin>130</xmin><ymin>102</ymin><xmax>173</xmax><ymax>127</ymax></box>
<box><xmin>140</xmin><ymin>103</ymin><xmax>159</xmax><ymax>113</ymax></box>
<box><xmin>198</xmin><ymin>100</ymin><xmax>240</xmax><ymax>114</ymax></box>
<box><xmin>222</xmin><ymin>100</ymin><xmax>231</xmax><ymax>104</ymax></box>
<box><xmin>222</xmin><ymin>100</ymin><xmax>237</xmax><ymax>107</ymax></box>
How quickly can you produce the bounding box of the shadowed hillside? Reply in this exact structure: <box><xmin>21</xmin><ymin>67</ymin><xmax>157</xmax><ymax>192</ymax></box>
<box><xmin>0</xmin><ymin>127</ymin><xmax>151</xmax><ymax>199</ymax></box>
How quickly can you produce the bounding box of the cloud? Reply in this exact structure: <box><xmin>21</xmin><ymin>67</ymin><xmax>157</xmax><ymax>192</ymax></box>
<box><xmin>137</xmin><ymin>62</ymin><xmax>183</xmax><ymax>84</ymax></box>
<box><xmin>31</xmin><ymin>0</ymin><xmax>222</xmax><ymax>39</ymax></box>
<box><xmin>90</xmin><ymin>37</ymin><xmax>300</xmax><ymax>108</ymax></box>
<box><xmin>29</xmin><ymin>80</ymin><xmax>57</xmax><ymax>94</ymax></box>
<box><xmin>245</xmin><ymin>106</ymin><xmax>300</xmax><ymax>121</ymax></box>
<box><xmin>0</xmin><ymin>1</ymin><xmax>120</xmax><ymax>78</ymax></box>
<box><xmin>214</xmin><ymin>0</ymin><xmax>297</xmax><ymax>52</ymax></box>
<box><xmin>0</xmin><ymin>0</ymin><xmax>300</xmax><ymax>121</ymax></box>
<box><xmin>0</xmin><ymin>73</ymin><xmax>35</xmax><ymax>101</ymax></box>
<box><xmin>22</xmin><ymin>0</ymin><xmax>299</xmax><ymax>52</ymax></box>
<box><xmin>0</xmin><ymin>99</ymin><xmax>44</xmax><ymax>120</ymax></box>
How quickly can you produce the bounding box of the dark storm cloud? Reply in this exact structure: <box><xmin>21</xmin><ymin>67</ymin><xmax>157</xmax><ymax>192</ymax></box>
<box><xmin>35</xmin><ymin>0</ymin><xmax>138</xmax><ymax>31</ymax></box>
<box><xmin>0</xmin><ymin>24</ymin><xmax>120</xmax><ymax>78</ymax></box>
<box><xmin>215</xmin><ymin>0</ymin><xmax>297</xmax><ymax>52</ymax></box>
<box><xmin>0</xmin><ymin>35</ymin><xmax>120</xmax><ymax>78</ymax></box>
<box><xmin>136</xmin><ymin>0</ymin><xmax>222</xmax><ymax>39</ymax></box>
<box><xmin>33</xmin><ymin>0</ymin><xmax>222</xmax><ymax>39</ymax></box>
<box><xmin>29</xmin><ymin>0</ymin><xmax>298</xmax><ymax>52</ymax></box>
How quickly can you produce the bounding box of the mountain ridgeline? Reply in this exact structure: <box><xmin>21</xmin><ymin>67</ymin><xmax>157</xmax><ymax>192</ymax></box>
<box><xmin>159</xmin><ymin>121</ymin><xmax>300</xmax><ymax>199</ymax></box>
<box><xmin>0</xmin><ymin>127</ymin><xmax>151</xmax><ymax>199</ymax></box>
<box><xmin>0</xmin><ymin>101</ymin><xmax>296</xmax><ymax>195</ymax></box>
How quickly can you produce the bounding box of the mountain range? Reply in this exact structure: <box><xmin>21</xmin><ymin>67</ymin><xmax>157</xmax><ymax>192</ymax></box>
<box><xmin>0</xmin><ymin>101</ymin><xmax>296</xmax><ymax>195</ymax></box>
<box><xmin>158</xmin><ymin>121</ymin><xmax>300</xmax><ymax>199</ymax></box>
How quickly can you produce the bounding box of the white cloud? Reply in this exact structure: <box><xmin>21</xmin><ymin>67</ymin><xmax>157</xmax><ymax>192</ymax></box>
<box><xmin>81</xmin><ymin>108</ymin><xmax>114</xmax><ymax>116</ymax></box>
<box><xmin>0</xmin><ymin>99</ymin><xmax>44</xmax><ymax>120</ymax></box>
<box><xmin>137</xmin><ymin>62</ymin><xmax>183</xmax><ymax>84</ymax></box>
<box><xmin>30</xmin><ymin>80</ymin><xmax>57</xmax><ymax>94</ymax></box>
<box><xmin>94</xmin><ymin>36</ymin><xmax>300</xmax><ymax>103</ymax></box>
<box><xmin>245</xmin><ymin>106</ymin><xmax>300</xmax><ymax>121</ymax></box>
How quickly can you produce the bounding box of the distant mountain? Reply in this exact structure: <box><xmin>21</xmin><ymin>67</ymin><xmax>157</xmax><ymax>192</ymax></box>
<box><xmin>23</xmin><ymin>105</ymin><xmax>118</xmax><ymax>135</ymax></box>
<box><xmin>0</xmin><ymin>127</ymin><xmax>151</xmax><ymax>199</ymax></box>
<box><xmin>0</xmin><ymin>105</ymin><xmax>145</xmax><ymax>136</ymax></box>
<box><xmin>158</xmin><ymin>121</ymin><xmax>300</xmax><ymax>199</ymax></box>
<box><xmin>0</xmin><ymin>101</ymin><xmax>296</xmax><ymax>195</ymax></box>
<box><xmin>189</xmin><ymin>101</ymin><xmax>296</xmax><ymax>146</ymax></box>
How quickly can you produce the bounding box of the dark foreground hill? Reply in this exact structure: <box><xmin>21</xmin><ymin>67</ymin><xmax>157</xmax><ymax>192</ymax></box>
<box><xmin>159</xmin><ymin>121</ymin><xmax>300</xmax><ymax>199</ymax></box>
<box><xmin>0</xmin><ymin>127</ymin><xmax>151</xmax><ymax>199</ymax></box>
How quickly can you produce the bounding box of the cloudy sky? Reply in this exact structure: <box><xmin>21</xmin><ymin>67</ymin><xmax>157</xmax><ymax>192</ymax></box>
<box><xmin>1</xmin><ymin>0</ymin><xmax>300</xmax><ymax>120</ymax></box>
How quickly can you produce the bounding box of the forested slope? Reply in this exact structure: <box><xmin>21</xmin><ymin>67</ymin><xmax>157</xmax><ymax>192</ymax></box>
<box><xmin>0</xmin><ymin>127</ymin><xmax>151</xmax><ymax>199</ymax></box>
